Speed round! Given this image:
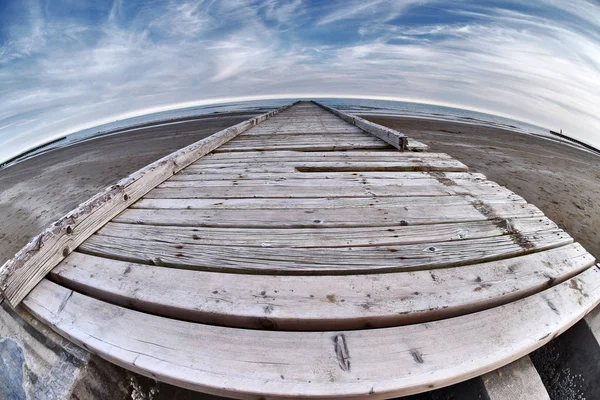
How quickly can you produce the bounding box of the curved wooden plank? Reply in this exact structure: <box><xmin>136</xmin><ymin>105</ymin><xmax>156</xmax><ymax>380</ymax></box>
<box><xmin>114</xmin><ymin>201</ymin><xmax>543</xmax><ymax>228</ymax></box>
<box><xmin>144</xmin><ymin>179</ymin><xmax>515</xmax><ymax>199</ymax></box>
<box><xmin>0</xmin><ymin>102</ymin><xmax>301</xmax><ymax>305</ymax></box>
<box><xmin>50</xmin><ymin>244</ymin><xmax>595</xmax><ymax>330</ymax></box>
<box><xmin>96</xmin><ymin>217</ymin><xmax>557</xmax><ymax>248</ymax></box>
<box><xmin>24</xmin><ymin>267</ymin><xmax>600</xmax><ymax>399</ymax></box>
<box><xmin>77</xmin><ymin>229</ymin><xmax>572</xmax><ymax>274</ymax></box>
<box><xmin>171</xmin><ymin>171</ymin><xmax>486</xmax><ymax>180</ymax></box>
<box><xmin>133</xmin><ymin>194</ymin><xmax>526</xmax><ymax>210</ymax></box>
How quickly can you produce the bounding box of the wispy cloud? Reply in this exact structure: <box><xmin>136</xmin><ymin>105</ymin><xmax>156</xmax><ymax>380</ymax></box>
<box><xmin>0</xmin><ymin>0</ymin><xmax>599</xmax><ymax>163</ymax></box>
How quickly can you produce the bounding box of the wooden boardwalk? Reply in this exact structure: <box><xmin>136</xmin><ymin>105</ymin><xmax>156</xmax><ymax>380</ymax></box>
<box><xmin>2</xmin><ymin>101</ymin><xmax>599</xmax><ymax>399</ymax></box>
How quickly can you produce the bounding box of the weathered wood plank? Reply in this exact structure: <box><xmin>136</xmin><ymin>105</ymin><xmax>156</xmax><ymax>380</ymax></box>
<box><xmin>181</xmin><ymin>160</ymin><xmax>469</xmax><ymax>173</ymax></box>
<box><xmin>96</xmin><ymin>217</ymin><xmax>557</xmax><ymax>248</ymax></box>
<box><xmin>158</xmin><ymin>176</ymin><xmax>493</xmax><ymax>189</ymax></box>
<box><xmin>214</xmin><ymin>131</ymin><xmax>391</xmax><ymax>152</ymax></box>
<box><xmin>116</xmin><ymin>201</ymin><xmax>543</xmax><ymax>228</ymax></box>
<box><xmin>171</xmin><ymin>171</ymin><xmax>486</xmax><ymax>181</ymax></box>
<box><xmin>197</xmin><ymin>150</ymin><xmax>453</xmax><ymax>162</ymax></box>
<box><xmin>24</xmin><ymin>267</ymin><xmax>600</xmax><ymax>399</ymax></box>
<box><xmin>133</xmin><ymin>193</ymin><xmax>526</xmax><ymax>210</ymax></box>
<box><xmin>144</xmin><ymin>179</ymin><xmax>518</xmax><ymax>199</ymax></box>
<box><xmin>78</xmin><ymin>229</ymin><xmax>571</xmax><ymax>274</ymax></box>
<box><xmin>214</xmin><ymin>142</ymin><xmax>390</xmax><ymax>152</ymax></box>
<box><xmin>51</xmin><ymin>244</ymin><xmax>595</xmax><ymax>330</ymax></box>
<box><xmin>242</xmin><ymin>127</ymin><xmax>365</xmax><ymax>135</ymax></box>
<box><xmin>406</xmin><ymin>139</ymin><xmax>429</xmax><ymax>151</ymax></box>
<box><xmin>226</xmin><ymin>133</ymin><xmax>381</xmax><ymax>142</ymax></box>
<box><xmin>313</xmin><ymin>101</ymin><xmax>409</xmax><ymax>150</ymax></box>
<box><xmin>0</xmin><ymin>102</ymin><xmax>300</xmax><ymax>306</ymax></box>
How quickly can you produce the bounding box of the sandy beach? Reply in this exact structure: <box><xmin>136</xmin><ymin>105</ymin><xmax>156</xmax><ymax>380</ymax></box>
<box><xmin>1</xmin><ymin>112</ymin><xmax>599</xmax><ymax>398</ymax></box>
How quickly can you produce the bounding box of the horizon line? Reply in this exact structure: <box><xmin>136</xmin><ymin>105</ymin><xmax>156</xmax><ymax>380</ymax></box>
<box><xmin>1</xmin><ymin>94</ymin><xmax>557</xmax><ymax>165</ymax></box>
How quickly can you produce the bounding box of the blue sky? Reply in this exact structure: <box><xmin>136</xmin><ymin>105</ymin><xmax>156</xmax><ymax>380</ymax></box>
<box><xmin>1</xmin><ymin>0</ymin><xmax>599</xmax><ymax>163</ymax></box>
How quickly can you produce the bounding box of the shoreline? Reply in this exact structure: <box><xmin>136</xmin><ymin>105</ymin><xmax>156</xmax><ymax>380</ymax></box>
<box><xmin>0</xmin><ymin>111</ymin><xmax>262</xmax><ymax>171</ymax></box>
<box><xmin>4</xmin><ymin>108</ymin><xmax>597</xmax><ymax>172</ymax></box>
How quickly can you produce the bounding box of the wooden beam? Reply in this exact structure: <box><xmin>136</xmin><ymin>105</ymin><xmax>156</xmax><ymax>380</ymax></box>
<box><xmin>50</xmin><ymin>244</ymin><xmax>595</xmax><ymax>330</ymax></box>
<box><xmin>77</xmin><ymin>228</ymin><xmax>570</xmax><ymax>274</ymax></box>
<box><xmin>23</xmin><ymin>266</ymin><xmax>600</xmax><ymax>399</ymax></box>
<box><xmin>0</xmin><ymin>102</ymin><xmax>300</xmax><ymax>306</ymax></box>
<box><xmin>312</xmin><ymin>101</ymin><xmax>409</xmax><ymax>150</ymax></box>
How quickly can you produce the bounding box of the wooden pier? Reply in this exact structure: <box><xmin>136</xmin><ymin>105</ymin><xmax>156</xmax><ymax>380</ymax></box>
<box><xmin>1</xmin><ymin>101</ymin><xmax>599</xmax><ymax>399</ymax></box>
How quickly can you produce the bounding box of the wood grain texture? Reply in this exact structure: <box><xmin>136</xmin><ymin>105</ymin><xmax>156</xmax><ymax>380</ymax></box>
<box><xmin>180</xmin><ymin>161</ymin><xmax>469</xmax><ymax>174</ymax></box>
<box><xmin>50</xmin><ymin>243</ymin><xmax>594</xmax><ymax>330</ymax></box>
<box><xmin>0</xmin><ymin>102</ymin><xmax>300</xmax><ymax>305</ymax></box>
<box><xmin>78</xmin><ymin>229</ymin><xmax>571</xmax><ymax>274</ymax></box>
<box><xmin>114</xmin><ymin>201</ymin><xmax>544</xmax><ymax>228</ymax></box>
<box><xmin>24</xmin><ymin>267</ymin><xmax>600</xmax><ymax>399</ymax></box>
<box><xmin>133</xmin><ymin>193</ymin><xmax>527</xmax><ymax>209</ymax></box>
<box><xmin>170</xmin><ymin>171</ymin><xmax>484</xmax><ymax>181</ymax></box>
<box><xmin>313</xmin><ymin>101</ymin><xmax>409</xmax><ymax>150</ymax></box>
<box><xmin>144</xmin><ymin>179</ymin><xmax>512</xmax><ymax>199</ymax></box>
<box><xmin>196</xmin><ymin>150</ymin><xmax>452</xmax><ymax>162</ymax></box>
<box><xmin>96</xmin><ymin>217</ymin><xmax>557</xmax><ymax>248</ymax></box>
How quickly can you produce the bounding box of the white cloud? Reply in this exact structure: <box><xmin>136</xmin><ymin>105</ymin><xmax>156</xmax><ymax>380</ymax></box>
<box><xmin>0</xmin><ymin>0</ymin><xmax>599</xmax><ymax>164</ymax></box>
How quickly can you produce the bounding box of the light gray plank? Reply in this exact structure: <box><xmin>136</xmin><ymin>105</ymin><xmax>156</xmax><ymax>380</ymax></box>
<box><xmin>23</xmin><ymin>267</ymin><xmax>600</xmax><ymax>399</ymax></box>
<box><xmin>116</xmin><ymin>201</ymin><xmax>543</xmax><ymax>228</ymax></box>
<box><xmin>51</xmin><ymin>244</ymin><xmax>594</xmax><ymax>330</ymax></box>
<box><xmin>133</xmin><ymin>194</ymin><xmax>526</xmax><ymax>210</ymax></box>
<box><xmin>171</xmin><ymin>171</ymin><xmax>486</xmax><ymax>181</ymax></box>
<box><xmin>144</xmin><ymin>179</ymin><xmax>518</xmax><ymax>198</ymax></box>
<box><xmin>78</xmin><ymin>229</ymin><xmax>571</xmax><ymax>274</ymax></box>
<box><xmin>96</xmin><ymin>217</ymin><xmax>557</xmax><ymax>248</ymax></box>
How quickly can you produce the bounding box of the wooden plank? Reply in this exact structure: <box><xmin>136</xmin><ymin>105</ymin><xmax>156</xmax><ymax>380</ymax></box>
<box><xmin>116</xmin><ymin>201</ymin><xmax>543</xmax><ymax>228</ymax></box>
<box><xmin>214</xmin><ymin>143</ymin><xmax>390</xmax><ymax>152</ymax></box>
<box><xmin>96</xmin><ymin>217</ymin><xmax>557</xmax><ymax>248</ymax></box>
<box><xmin>215</xmin><ymin>133</ymin><xmax>391</xmax><ymax>152</ymax></box>
<box><xmin>78</xmin><ymin>229</ymin><xmax>571</xmax><ymax>274</ymax></box>
<box><xmin>158</xmin><ymin>176</ymin><xmax>493</xmax><ymax>188</ymax></box>
<box><xmin>133</xmin><ymin>194</ymin><xmax>526</xmax><ymax>210</ymax></box>
<box><xmin>198</xmin><ymin>150</ymin><xmax>453</xmax><ymax>162</ymax></box>
<box><xmin>171</xmin><ymin>171</ymin><xmax>486</xmax><ymax>181</ymax></box>
<box><xmin>0</xmin><ymin>102</ymin><xmax>300</xmax><ymax>306</ymax></box>
<box><xmin>181</xmin><ymin>161</ymin><xmax>469</xmax><ymax>174</ymax></box>
<box><xmin>50</xmin><ymin>244</ymin><xmax>595</xmax><ymax>330</ymax></box>
<box><xmin>242</xmin><ymin>127</ymin><xmax>365</xmax><ymax>135</ymax></box>
<box><xmin>314</xmin><ymin>101</ymin><xmax>409</xmax><ymax>150</ymax></box>
<box><xmin>231</xmin><ymin>133</ymin><xmax>376</xmax><ymax>141</ymax></box>
<box><xmin>24</xmin><ymin>267</ymin><xmax>600</xmax><ymax>398</ymax></box>
<box><xmin>144</xmin><ymin>179</ymin><xmax>518</xmax><ymax>198</ymax></box>
<box><xmin>407</xmin><ymin>139</ymin><xmax>429</xmax><ymax>151</ymax></box>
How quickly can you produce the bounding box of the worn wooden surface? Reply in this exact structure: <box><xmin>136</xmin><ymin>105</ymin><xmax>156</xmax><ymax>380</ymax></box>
<box><xmin>25</xmin><ymin>267</ymin><xmax>600</xmax><ymax>399</ymax></box>
<box><xmin>13</xmin><ymin>101</ymin><xmax>600</xmax><ymax>398</ymax></box>
<box><xmin>51</xmin><ymin>244</ymin><xmax>594</xmax><ymax>330</ymax></box>
<box><xmin>0</xmin><ymin>102</ymin><xmax>299</xmax><ymax>306</ymax></box>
